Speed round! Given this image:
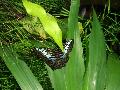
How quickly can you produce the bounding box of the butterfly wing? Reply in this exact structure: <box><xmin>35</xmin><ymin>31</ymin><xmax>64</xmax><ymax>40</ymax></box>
<box><xmin>34</xmin><ymin>40</ymin><xmax>73</xmax><ymax>70</ymax></box>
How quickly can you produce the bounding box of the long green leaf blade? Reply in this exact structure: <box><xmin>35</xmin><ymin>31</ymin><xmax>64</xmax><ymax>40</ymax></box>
<box><xmin>65</xmin><ymin>0</ymin><xmax>85</xmax><ymax>89</ymax></box>
<box><xmin>83</xmin><ymin>9</ymin><xmax>106</xmax><ymax>90</ymax></box>
<box><xmin>0</xmin><ymin>45</ymin><xmax>43</xmax><ymax>90</ymax></box>
<box><xmin>47</xmin><ymin>0</ymin><xmax>85</xmax><ymax>90</ymax></box>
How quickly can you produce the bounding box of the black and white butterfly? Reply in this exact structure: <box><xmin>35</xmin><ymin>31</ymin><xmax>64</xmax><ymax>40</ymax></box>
<box><xmin>34</xmin><ymin>40</ymin><xmax>73</xmax><ymax>70</ymax></box>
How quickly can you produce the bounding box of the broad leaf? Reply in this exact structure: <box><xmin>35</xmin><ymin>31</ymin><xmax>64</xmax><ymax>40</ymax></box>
<box><xmin>22</xmin><ymin>0</ymin><xmax>63</xmax><ymax>51</ymax></box>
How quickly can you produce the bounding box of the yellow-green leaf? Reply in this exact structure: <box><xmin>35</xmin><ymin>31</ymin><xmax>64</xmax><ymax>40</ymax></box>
<box><xmin>22</xmin><ymin>0</ymin><xmax>63</xmax><ymax>51</ymax></box>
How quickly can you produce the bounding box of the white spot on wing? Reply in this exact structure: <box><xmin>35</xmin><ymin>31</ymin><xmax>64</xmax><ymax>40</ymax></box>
<box><xmin>63</xmin><ymin>40</ymin><xmax>72</xmax><ymax>54</ymax></box>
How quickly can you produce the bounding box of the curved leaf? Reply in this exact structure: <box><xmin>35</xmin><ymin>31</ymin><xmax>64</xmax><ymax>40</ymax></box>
<box><xmin>22</xmin><ymin>0</ymin><xmax>63</xmax><ymax>51</ymax></box>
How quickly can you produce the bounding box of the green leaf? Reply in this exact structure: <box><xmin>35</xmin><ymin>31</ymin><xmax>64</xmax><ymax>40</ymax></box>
<box><xmin>22</xmin><ymin>0</ymin><xmax>63</xmax><ymax>51</ymax></box>
<box><xmin>65</xmin><ymin>43</ymin><xmax>85</xmax><ymax>90</ymax></box>
<box><xmin>47</xmin><ymin>67</ymin><xmax>67</xmax><ymax>90</ymax></box>
<box><xmin>67</xmin><ymin>0</ymin><xmax>80</xmax><ymax>39</ymax></box>
<box><xmin>47</xmin><ymin>40</ymin><xmax>85</xmax><ymax>90</ymax></box>
<box><xmin>65</xmin><ymin>0</ymin><xmax>85</xmax><ymax>89</ymax></box>
<box><xmin>106</xmin><ymin>53</ymin><xmax>120</xmax><ymax>90</ymax></box>
<box><xmin>83</xmin><ymin>9</ymin><xmax>106</xmax><ymax>90</ymax></box>
<box><xmin>46</xmin><ymin>0</ymin><xmax>85</xmax><ymax>90</ymax></box>
<box><xmin>0</xmin><ymin>45</ymin><xmax>43</xmax><ymax>90</ymax></box>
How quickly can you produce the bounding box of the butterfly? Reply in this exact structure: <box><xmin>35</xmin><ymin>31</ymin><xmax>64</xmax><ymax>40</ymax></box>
<box><xmin>33</xmin><ymin>40</ymin><xmax>73</xmax><ymax>70</ymax></box>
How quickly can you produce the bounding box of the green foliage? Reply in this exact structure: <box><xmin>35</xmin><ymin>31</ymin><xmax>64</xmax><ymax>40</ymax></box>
<box><xmin>30</xmin><ymin>0</ymin><xmax>64</xmax><ymax>14</ymax></box>
<box><xmin>0</xmin><ymin>0</ymin><xmax>120</xmax><ymax>90</ymax></box>
<box><xmin>0</xmin><ymin>46</ymin><xmax>43</xmax><ymax>90</ymax></box>
<box><xmin>106</xmin><ymin>54</ymin><xmax>120</xmax><ymax>90</ymax></box>
<box><xmin>83</xmin><ymin>9</ymin><xmax>106</xmax><ymax>90</ymax></box>
<box><xmin>47</xmin><ymin>0</ymin><xmax>85</xmax><ymax>88</ymax></box>
<box><xmin>0</xmin><ymin>0</ymin><xmax>53</xmax><ymax>89</ymax></box>
<box><xmin>22</xmin><ymin>0</ymin><xmax>63</xmax><ymax>51</ymax></box>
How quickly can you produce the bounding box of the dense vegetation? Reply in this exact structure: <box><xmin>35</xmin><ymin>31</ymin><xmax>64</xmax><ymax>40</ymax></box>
<box><xmin>0</xmin><ymin>0</ymin><xmax>120</xmax><ymax>90</ymax></box>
